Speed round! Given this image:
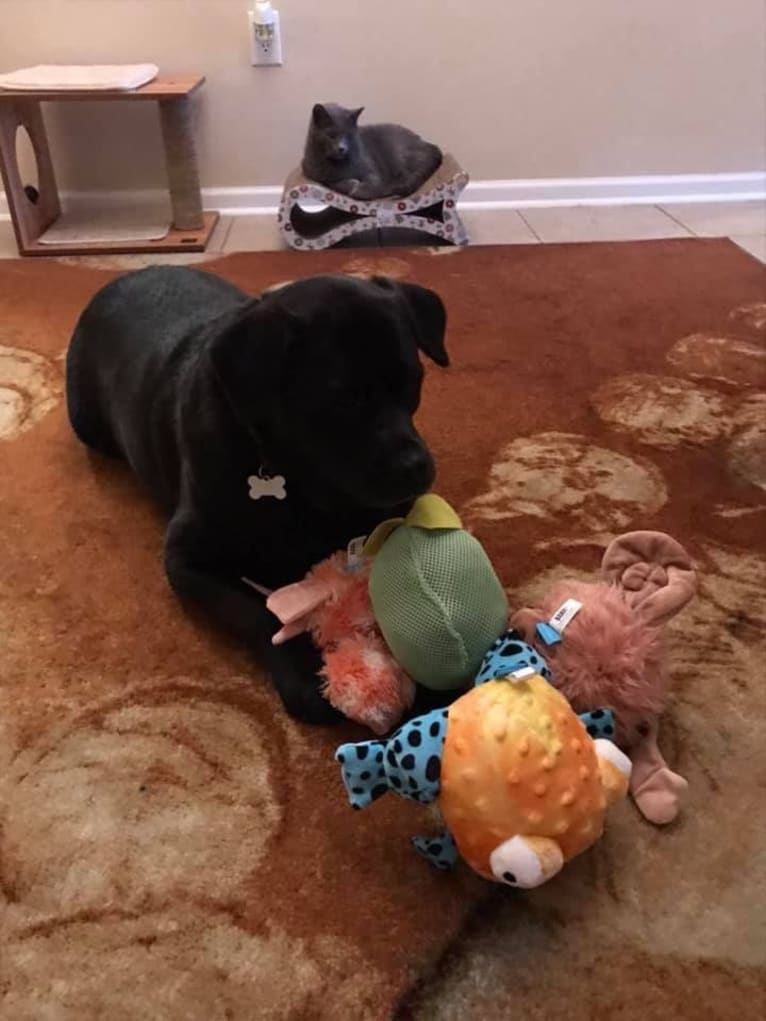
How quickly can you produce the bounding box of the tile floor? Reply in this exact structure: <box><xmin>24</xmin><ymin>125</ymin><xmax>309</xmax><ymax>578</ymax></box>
<box><xmin>0</xmin><ymin>200</ymin><xmax>764</xmax><ymax>263</ymax></box>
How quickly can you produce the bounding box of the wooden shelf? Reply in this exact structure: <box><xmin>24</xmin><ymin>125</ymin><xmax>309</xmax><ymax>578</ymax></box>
<box><xmin>0</xmin><ymin>74</ymin><xmax>212</xmax><ymax>256</ymax></box>
<box><xmin>0</xmin><ymin>76</ymin><xmax>205</xmax><ymax>103</ymax></box>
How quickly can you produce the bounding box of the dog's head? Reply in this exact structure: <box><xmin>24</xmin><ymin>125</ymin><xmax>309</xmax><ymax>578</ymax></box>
<box><xmin>209</xmin><ymin>275</ymin><xmax>448</xmax><ymax>510</ymax></box>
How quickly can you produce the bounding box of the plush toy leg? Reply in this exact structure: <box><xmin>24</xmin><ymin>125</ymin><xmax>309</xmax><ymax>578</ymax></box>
<box><xmin>629</xmin><ymin>718</ymin><xmax>688</xmax><ymax>825</ymax></box>
<box><xmin>412</xmin><ymin>830</ymin><xmax>458</xmax><ymax>871</ymax></box>
<box><xmin>579</xmin><ymin>708</ymin><xmax>616</xmax><ymax>741</ymax></box>
<box><xmin>593</xmin><ymin>738</ymin><xmax>632</xmax><ymax>806</ymax></box>
<box><xmin>473</xmin><ymin>630</ymin><xmax>553</xmax><ymax>686</ymax></box>
<box><xmin>336</xmin><ymin>740</ymin><xmax>389</xmax><ymax>810</ymax></box>
<box><xmin>489</xmin><ymin>835</ymin><xmax>564</xmax><ymax>888</ymax></box>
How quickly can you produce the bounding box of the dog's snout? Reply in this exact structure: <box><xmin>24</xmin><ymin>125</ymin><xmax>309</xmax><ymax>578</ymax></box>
<box><xmin>389</xmin><ymin>438</ymin><xmax>435</xmax><ymax>490</ymax></box>
<box><xmin>361</xmin><ymin>433</ymin><xmax>435</xmax><ymax>508</ymax></box>
<box><xmin>397</xmin><ymin>441</ymin><xmax>430</xmax><ymax>475</ymax></box>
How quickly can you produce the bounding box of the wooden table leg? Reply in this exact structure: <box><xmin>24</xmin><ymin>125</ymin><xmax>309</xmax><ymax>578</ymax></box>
<box><xmin>158</xmin><ymin>96</ymin><xmax>204</xmax><ymax>231</ymax></box>
<box><xmin>0</xmin><ymin>99</ymin><xmax>61</xmax><ymax>253</ymax></box>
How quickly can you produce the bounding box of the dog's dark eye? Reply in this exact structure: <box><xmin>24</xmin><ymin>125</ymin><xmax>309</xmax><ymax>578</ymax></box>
<box><xmin>340</xmin><ymin>386</ymin><xmax>370</xmax><ymax>412</ymax></box>
<box><xmin>318</xmin><ymin>372</ymin><xmax>365</xmax><ymax>415</ymax></box>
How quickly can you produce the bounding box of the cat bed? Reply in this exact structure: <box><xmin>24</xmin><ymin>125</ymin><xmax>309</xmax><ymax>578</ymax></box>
<box><xmin>278</xmin><ymin>153</ymin><xmax>469</xmax><ymax>250</ymax></box>
<box><xmin>0</xmin><ymin>64</ymin><xmax>159</xmax><ymax>91</ymax></box>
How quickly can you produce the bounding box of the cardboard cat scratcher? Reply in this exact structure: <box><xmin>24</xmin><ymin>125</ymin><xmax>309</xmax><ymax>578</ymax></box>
<box><xmin>277</xmin><ymin>153</ymin><xmax>469</xmax><ymax>250</ymax></box>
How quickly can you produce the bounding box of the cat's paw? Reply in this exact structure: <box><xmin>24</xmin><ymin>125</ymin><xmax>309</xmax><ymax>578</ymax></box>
<box><xmin>338</xmin><ymin>178</ymin><xmax>363</xmax><ymax>196</ymax></box>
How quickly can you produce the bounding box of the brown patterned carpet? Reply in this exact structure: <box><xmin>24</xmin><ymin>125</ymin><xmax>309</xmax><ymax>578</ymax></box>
<box><xmin>0</xmin><ymin>240</ymin><xmax>764</xmax><ymax>1021</ymax></box>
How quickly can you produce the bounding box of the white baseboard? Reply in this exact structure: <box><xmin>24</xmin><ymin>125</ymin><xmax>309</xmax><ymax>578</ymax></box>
<box><xmin>1</xmin><ymin>172</ymin><xmax>764</xmax><ymax>220</ymax></box>
<box><xmin>460</xmin><ymin>171</ymin><xmax>765</xmax><ymax>209</ymax></box>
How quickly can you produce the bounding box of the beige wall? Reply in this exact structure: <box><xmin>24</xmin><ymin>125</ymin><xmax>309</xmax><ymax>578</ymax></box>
<box><xmin>1</xmin><ymin>0</ymin><xmax>764</xmax><ymax>192</ymax></box>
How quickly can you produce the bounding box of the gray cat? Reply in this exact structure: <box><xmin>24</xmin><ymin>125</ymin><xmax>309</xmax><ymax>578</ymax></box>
<box><xmin>302</xmin><ymin>103</ymin><xmax>442</xmax><ymax>200</ymax></box>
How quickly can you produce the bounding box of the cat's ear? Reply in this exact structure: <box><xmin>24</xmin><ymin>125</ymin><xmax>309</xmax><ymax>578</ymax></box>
<box><xmin>396</xmin><ymin>282</ymin><xmax>449</xmax><ymax>367</ymax></box>
<box><xmin>312</xmin><ymin>103</ymin><xmax>332</xmax><ymax>129</ymax></box>
<box><xmin>350</xmin><ymin>107</ymin><xmax>364</xmax><ymax>124</ymax></box>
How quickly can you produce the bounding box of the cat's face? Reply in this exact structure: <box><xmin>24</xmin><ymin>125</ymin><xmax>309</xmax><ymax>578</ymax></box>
<box><xmin>309</xmin><ymin>103</ymin><xmax>363</xmax><ymax>163</ymax></box>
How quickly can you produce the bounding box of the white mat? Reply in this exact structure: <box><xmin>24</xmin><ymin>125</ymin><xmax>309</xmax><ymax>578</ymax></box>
<box><xmin>38</xmin><ymin>202</ymin><xmax>170</xmax><ymax>245</ymax></box>
<box><xmin>0</xmin><ymin>64</ymin><xmax>159</xmax><ymax>91</ymax></box>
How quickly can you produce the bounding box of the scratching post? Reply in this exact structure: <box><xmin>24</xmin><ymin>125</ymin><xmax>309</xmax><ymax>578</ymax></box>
<box><xmin>158</xmin><ymin>96</ymin><xmax>204</xmax><ymax>231</ymax></box>
<box><xmin>278</xmin><ymin>153</ymin><xmax>469</xmax><ymax>250</ymax></box>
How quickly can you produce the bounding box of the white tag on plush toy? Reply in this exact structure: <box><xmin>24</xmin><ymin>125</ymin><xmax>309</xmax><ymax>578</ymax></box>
<box><xmin>509</xmin><ymin>666</ymin><xmax>536</xmax><ymax>681</ymax></box>
<box><xmin>549</xmin><ymin>598</ymin><xmax>583</xmax><ymax>634</ymax></box>
<box><xmin>346</xmin><ymin>535</ymin><xmax>367</xmax><ymax>573</ymax></box>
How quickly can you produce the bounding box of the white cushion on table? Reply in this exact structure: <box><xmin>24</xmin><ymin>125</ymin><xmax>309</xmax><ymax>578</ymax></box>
<box><xmin>0</xmin><ymin>64</ymin><xmax>159</xmax><ymax>91</ymax></box>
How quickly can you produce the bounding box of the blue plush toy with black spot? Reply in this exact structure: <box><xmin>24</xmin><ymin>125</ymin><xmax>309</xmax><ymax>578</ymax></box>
<box><xmin>336</xmin><ymin>631</ymin><xmax>625</xmax><ymax>883</ymax></box>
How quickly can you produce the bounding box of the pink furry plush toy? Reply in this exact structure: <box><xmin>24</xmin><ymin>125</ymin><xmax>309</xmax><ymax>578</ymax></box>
<box><xmin>266</xmin><ymin>553</ymin><xmax>414</xmax><ymax>735</ymax></box>
<box><xmin>511</xmin><ymin>531</ymin><xmax>697</xmax><ymax>825</ymax></box>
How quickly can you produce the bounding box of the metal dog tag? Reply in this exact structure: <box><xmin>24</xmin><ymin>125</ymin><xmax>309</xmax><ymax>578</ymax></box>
<box><xmin>247</xmin><ymin>470</ymin><xmax>287</xmax><ymax>501</ymax></box>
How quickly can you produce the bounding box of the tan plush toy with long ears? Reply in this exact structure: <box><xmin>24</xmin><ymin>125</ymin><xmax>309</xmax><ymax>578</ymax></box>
<box><xmin>511</xmin><ymin>531</ymin><xmax>697</xmax><ymax>825</ymax></box>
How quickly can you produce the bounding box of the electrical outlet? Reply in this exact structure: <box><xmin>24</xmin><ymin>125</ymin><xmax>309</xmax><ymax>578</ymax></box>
<box><xmin>249</xmin><ymin>8</ymin><xmax>283</xmax><ymax>66</ymax></box>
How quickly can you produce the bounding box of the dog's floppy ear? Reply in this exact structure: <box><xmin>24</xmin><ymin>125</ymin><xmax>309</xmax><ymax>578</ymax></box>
<box><xmin>395</xmin><ymin>281</ymin><xmax>449</xmax><ymax>367</ymax></box>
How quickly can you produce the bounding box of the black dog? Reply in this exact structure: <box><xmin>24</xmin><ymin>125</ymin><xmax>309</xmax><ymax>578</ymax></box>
<box><xmin>66</xmin><ymin>267</ymin><xmax>448</xmax><ymax>722</ymax></box>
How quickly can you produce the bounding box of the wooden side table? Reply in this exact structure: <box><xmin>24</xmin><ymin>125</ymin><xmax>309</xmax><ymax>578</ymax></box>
<box><xmin>0</xmin><ymin>75</ymin><xmax>218</xmax><ymax>256</ymax></box>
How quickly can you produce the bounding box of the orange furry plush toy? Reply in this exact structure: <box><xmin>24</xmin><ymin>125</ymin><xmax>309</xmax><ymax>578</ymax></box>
<box><xmin>266</xmin><ymin>553</ymin><xmax>414</xmax><ymax>735</ymax></box>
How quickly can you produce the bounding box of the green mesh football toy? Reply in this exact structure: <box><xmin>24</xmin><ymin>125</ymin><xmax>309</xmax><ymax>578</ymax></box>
<box><xmin>266</xmin><ymin>494</ymin><xmax>510</xmax><ymax>731</ymax></box>
<box><xmin>362</xmin><ymin>494</ymin><xmax>509</xmax><ymax>690</ymax></box>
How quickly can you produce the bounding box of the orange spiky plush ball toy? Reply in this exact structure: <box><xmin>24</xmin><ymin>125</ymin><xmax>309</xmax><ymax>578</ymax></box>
<box><xmin>336</xmin><ymin>634</ymin><xmax>631</xmax><ymax>885</ymax></box>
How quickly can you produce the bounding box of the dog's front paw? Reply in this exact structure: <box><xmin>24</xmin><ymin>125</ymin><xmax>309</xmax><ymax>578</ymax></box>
<box><xmin>279</xmin><ymin>676</ymin><xmax>344</xmax><ymax>725</ymax></box>
<box><xmin>268</xmin><ymin>635</ymin><xmax>344</xmax><ymax>726</ymax></box>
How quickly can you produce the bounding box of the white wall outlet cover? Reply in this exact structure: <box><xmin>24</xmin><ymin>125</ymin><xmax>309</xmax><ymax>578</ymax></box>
<box><xmin>249</xmin><ymin>8</ymin><xmax>283</xmax><ymax>66</ymax></box>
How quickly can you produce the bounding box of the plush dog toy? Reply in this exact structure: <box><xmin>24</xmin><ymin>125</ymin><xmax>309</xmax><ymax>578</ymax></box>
<box><xmin>266</xmin><ymin>495</ymin><xmax>509</xmax><ymax>734</ymax></box>
<box><xmin>511</xmin><ymin>531</ymin><xmax>697</xmax><ymax>825</ymax></box>
<box><xmin>336</xmin><ymin>633</ymin><xmax>631</xmax><ymax>886</ymax></box>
